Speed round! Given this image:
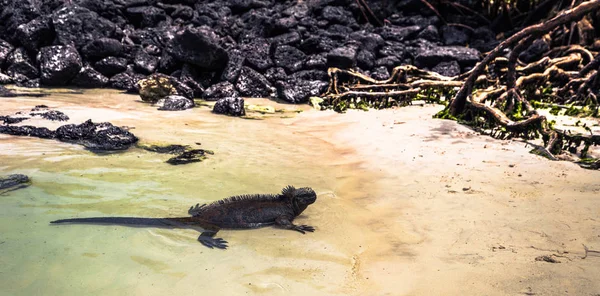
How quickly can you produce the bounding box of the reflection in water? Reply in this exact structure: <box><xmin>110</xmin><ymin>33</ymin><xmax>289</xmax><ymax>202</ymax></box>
<box><xmin>0</xmin><ymin>90</ymin><xmax>389</xmax><ymax>296</ymax></box>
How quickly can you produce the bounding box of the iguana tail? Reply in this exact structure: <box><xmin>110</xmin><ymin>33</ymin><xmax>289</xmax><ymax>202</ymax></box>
<box><xmin>50</xmin><ymin>217</ymin><xmax>200</xmax><ymax>228</ymax></box>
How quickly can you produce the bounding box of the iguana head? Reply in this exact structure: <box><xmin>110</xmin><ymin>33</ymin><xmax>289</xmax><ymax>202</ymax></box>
<box><xmin>282</xmin><ymin>185</ymin><xmax>317</xmax><ymax>215</ymax></box>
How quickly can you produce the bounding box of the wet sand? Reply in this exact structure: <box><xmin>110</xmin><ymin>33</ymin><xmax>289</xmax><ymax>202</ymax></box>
<box><xmin>1</xmin><ymin>90</ymin><xmax>599</xmax><ymax>295</ymax></box>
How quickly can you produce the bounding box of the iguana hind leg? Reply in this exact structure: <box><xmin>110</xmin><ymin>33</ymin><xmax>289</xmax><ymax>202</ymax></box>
<box><xmin>198</xmin><ymin>231</ymin><xmax>228</xmax><ymax>249</ymax></box>
<box><xmin>275</xmin><ymin>216</ymin><xmax>315</xmax><ymax>234</ymax></box>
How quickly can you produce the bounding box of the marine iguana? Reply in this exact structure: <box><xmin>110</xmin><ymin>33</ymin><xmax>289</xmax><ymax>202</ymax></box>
<box><xmin>50</xmin><ymin>186</ymin><xmax>317</xmax><ymax>249</ymax></box>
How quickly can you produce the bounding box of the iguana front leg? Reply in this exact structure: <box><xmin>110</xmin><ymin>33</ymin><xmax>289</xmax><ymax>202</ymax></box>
<box><xmin>197</xmin><ymin>231</ymin><xmax>228</xmax><ymax>249</ymax></box>
<box><xmin>275</xmin><ymin>216</ymin><xmax>315</xmax><ymax>234</ymax></box>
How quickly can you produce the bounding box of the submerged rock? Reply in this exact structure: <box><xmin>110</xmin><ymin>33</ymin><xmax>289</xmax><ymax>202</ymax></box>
<box><xmin>166</xmin><ymin>149</ymin><xmax>212</xmax><ymax>165</ymax></box>
<box><xmin>0</xmin><ymin>116</ymin><xmax>138</xmax><ymax>151</ymax></box>
<box><xmin>55</xmin><ymin>119</ymin><xmax>138</xmax><ymax>151</ymax></box>
<box><xmin>213</xmin><ymin>97</ymin><xmax>245</xmax><ymax>116</ymax></box>
<box><xmin>156</xmin><ymin>95</ymin><xmax>194</xmax><ymax>111</ymax></box>
<box><xmin>0</xmin><ymin>174</ymin><xmax>30</xmax><ymax>192</ymax></box>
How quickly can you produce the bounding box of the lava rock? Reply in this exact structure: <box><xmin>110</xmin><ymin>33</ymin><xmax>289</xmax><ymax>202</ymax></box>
<box><xmin>71</xmin><ymin>66</ymin><xmax>109</xmax><ymax>88</ymax></box>
<box><xmin>415</xmin><ymin>46</ymin><xmax>481</xmax><ymax>69</ymax></box>
<box><xmin>276</xmin><ymin>79</ymin><xmax>328</xmax><ymax>104</ymax></box>
<box><xmin>52</xmin><ymin>6</ymin><xmax>117</xmax><ymax>49</ymax></box>
<box><xmin>321</xmin><ymin>6</ymin><xmax>354</xmax><ymax>25</ymax></box>
<box><xmin>378</xmin><ymin>25</ymin><xmax>422</xmax><ymax>42</ymax></box>
<box><xmin>304</xmin><ymin>54</ymin><xmax>327</xmax><ymax>70</ymax></box>
<box><xmin>202</xmin><ymin>81</ymin><xmax>239</xmax><ymax>101</ymax></box>
<box><xmin>0</xmin><ymin>39</ymin><xmax>14</xmax><ymax>68</ymax></box>
<box><xmin>156</xmin><ymin>95</ymin><xmax>194</xmax><ymax>111</ymax></box>
<box><xmin>125</xmin><ymin>6</ymin><xmax>167</xmax><ymax>28</ymax></box>
<box><xmin>38</xmin><ymin>45</ymin><xmax>83</xmax><ymax>86</ymax></box>
<box><xmin>134</xmin><ymin>49</ymin><xmax>159</xmax><ymax>74</ymax></box>
<box><xmin>264</xmin><ymin>67</ymin><xmax>288</xmax><ymax>83</ymax></box>
<box><xmin>137</xmin><ymin>73</ymin><xmax>178</xmax><ymax>103</ymax></box>
<box><xmin>273</xmin><ymin>45</ymin><xmax>306</xmax><ymax>73</ymax></box>
<box><xmin>327</xmin><ymin>46</ymin><xmax>358</xmax><ymax>69</ymax></box>
<box><xmin>235</xmin><ymin>66</ymin><xmax>274</xmax><ymax>98</ymax></box>
<box><xmin>221</xmin><ymin>48</ymin><xmax>245</xmax><ymax>82</ymax></box>
<box><xmin>357</xmin><ymin>50</ymin><xmax>375</xmax><ymax>69</ymax></box>
<box><xmin>15</xmin><ymin>16</ymin><xmax>54</xmax><ymax>51</ymax></box>
<box><xmin>55</xmin><ymin>119</ymin><xmax>138</xmax><ymax>151</ymax></box>
<box><xmin>108</xmin><ymin>70</ymin><xmax>146</xmax><ymax>92</ymax></box>
<box><xmin>242</xmin><ymin>38</ymin><xmax>273</xmax><ymax>71</ymax></box>
<box><xmin>212</xmin><ymin>97</ymin><xmax>245</xmax><ymax>116</ymax></box>
<box><xmin>178</xmin><ymin>64</ymin><xmax>206</xmax><ymax>97</ymax></box>
<box><xmin>167</xmin><ymin>27</ymin><xmax>228</xmax><ymax>71</ymax></box>
<box><xmin>519</xmin><ymin>38</ymin><xmax>550</xmax><ymax>63</ymax></box>
<box><xmin>289</xmin><ymin>69</ymin><xmax>327</xmax><ymax>81</ymax></box>
<box><xmin>5</xmin><ymin>48</ymin><xmax>39</xmax><ymax>81</ymax></box>
<box><xmin>0</xmin><ymin>174</ymin><xmax>30</xmax><ymax>191</ymax></box>
<box><xmin>417</xmin><ymin>25</ymin><xmax>440</xmax><ymax>42</ymax></box>
<box><xmin>0</xmin><ymin>125</ymin><xmax>55</xmax><ymax>138</ymax></box>
<box><xmin>432</xmin><ymin>60</ymin><xmax>461</xmax><ymax>77</ymax></box>
<box><xmin>441</xmin><ymin>26</ymin><xmax>470</xmax><ymax>46</ymax></box>
<box><xmin>349</xmin><ymin>31</ymin><xmax>385</xmax><ymax>52</ymax></box>
<box><xmin>81</xmin><ymin>38</ymin><xmax>124</xmax><ymax>59</ymax></box>
<box><xmin>0</xmin><ymin>115</ymin><xmax>28</xmax><ymax>124</ymax></box>
<box><xmin>94</xmin><ymin>56</ymin><xmax>128</xmax><ymax>77</ymax></box>
<box><xmin>371</xmin><ymin>66</ymin><xmax>391</xmax><ymax>80</ymax></box>
<box><xmin>269</xmin><ymin>31</ymin><xmax>302</xmax><ymax>46</ymax></box>
<box><xmin>166</xmin><ymin>149</ymin><xmax>211</xmax><ymax>165</ymax></box>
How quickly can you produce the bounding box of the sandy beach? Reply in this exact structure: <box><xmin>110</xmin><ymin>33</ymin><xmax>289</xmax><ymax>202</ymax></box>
<box><xmin>1</xmin><ymin>92</ymin><xmax>599</xmax><ymax>295</ymax></box>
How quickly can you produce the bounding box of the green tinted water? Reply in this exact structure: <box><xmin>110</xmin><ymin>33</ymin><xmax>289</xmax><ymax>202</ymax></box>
<box><xmin>0</xmin><ymin>90</ymin><xmax>382</xmax><ymax>295</ymax></box>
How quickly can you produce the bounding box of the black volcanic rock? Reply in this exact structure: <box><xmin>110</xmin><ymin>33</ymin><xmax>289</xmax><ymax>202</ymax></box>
<box><xmin>213</xmin><ymin>97</ymin><xmax>245</xmax><ymax>117</ymax></box>
<box><xmin>5</xmin><ymin>47</ymin><xmax>38</xmax><ymax>81</ymax></box>
<box><xmin>273</xmin><ymin>45</ymin><xmax>306</xmax><ymax>73</ymax></box>
<box><xmin>52</xmin><ymin>6</ymin><xmax>118</xmax><ymax>49</ymax></box>
<box><xmin>327</xmin><ymin>45</ymin><xmax>358</xmax><ymax>69</ymax></box>
<box><xmin>157</xmin><ymin>95</ymin><xmax>194</xmax><ymax>111</ymax></box>
<box><xmin>81</xmin><ymin>38</ymin><xmax>124</xmax><ymax>59</ymax></box>
<box><xmin>38</xmin><ymin>45</ymin><xmax>83</xmax><ymax>86</ymax></box>
<box><xmin>415</xmin><ymin>46</ymin><xmax>481</xmax><ymax>69</ymax></box>
<box><xmin>71</xmin><ymin>66</ymin><xmax>109</xmax><ymax>88</ymax></box>
<box><xmin>134</xmin><ymin>49</ymin><xmax>159</xmax><ymax>74</ymax></box>
<box><xmin>125</xmin><ymin>6</ymin><xmax>167</xmax><ymax>28</ymax></box>
<box><xmin>235</xmin><ymin>66</ymin><xmax>274</xmax><ymax>98</ymax></box>
<box><xmin>166</xmin><ymin>27</ymin><xmax>228</xmax><ymax>71</ymax></box>
<box><xmin>242</xmin><ymin>38</ymin><xmax>273</xmax><ymax>71</ymax></box>
<box><xmin>15</xmin><ymin>16</ymin><xmax>55</xmax><ymax>51</ymax></box>
<box><xmin>276</xmin><ymin>79</ymin><xmax>327</xmax><ymax>104</ymax></box>
<box><xmin>202</xmin><ymin>81</ymin><xmax>239</xmax><ymax>101</ymax></box>
<box><xmin>55</xmin><ymin>119</ymin><xmax>138</xmax><ymax>151</ymax></box>
<box><xmin>94</xmin><ymin>56</ymin><xmax>128</xmax><ymax>77</ymax></box>
<box><xmin>0</xmin><ymin>39</ymin><xmax>14</xmax><ymax>68</ymax></box>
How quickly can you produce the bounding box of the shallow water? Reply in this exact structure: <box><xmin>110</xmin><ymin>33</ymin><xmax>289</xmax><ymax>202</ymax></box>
<box><xmin>2</xmin><ymin>90</ymin><xmax>600</xmax><ymax>296</ymax></box>
<box><xmin>0</xmin><ymin>90</ymin><xmax>385</xmax><ymax>296</ymax></box>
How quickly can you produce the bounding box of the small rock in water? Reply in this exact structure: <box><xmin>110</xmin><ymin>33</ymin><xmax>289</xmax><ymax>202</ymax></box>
<box><xmin>0</xmin><ymin>174</ymin><xmax>30</xmax><ymax>192</ymax></box>
<box><xmin>167</xmin><ymin>149</ymin><xmax>213</xmax><ymax>165</ymax></box>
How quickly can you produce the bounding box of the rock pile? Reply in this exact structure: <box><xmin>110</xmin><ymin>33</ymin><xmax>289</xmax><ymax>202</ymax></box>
<box><xmin>0</xmin><ymin>0</ymin><xmax>494</xmax><ymax>104</ymax></box>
